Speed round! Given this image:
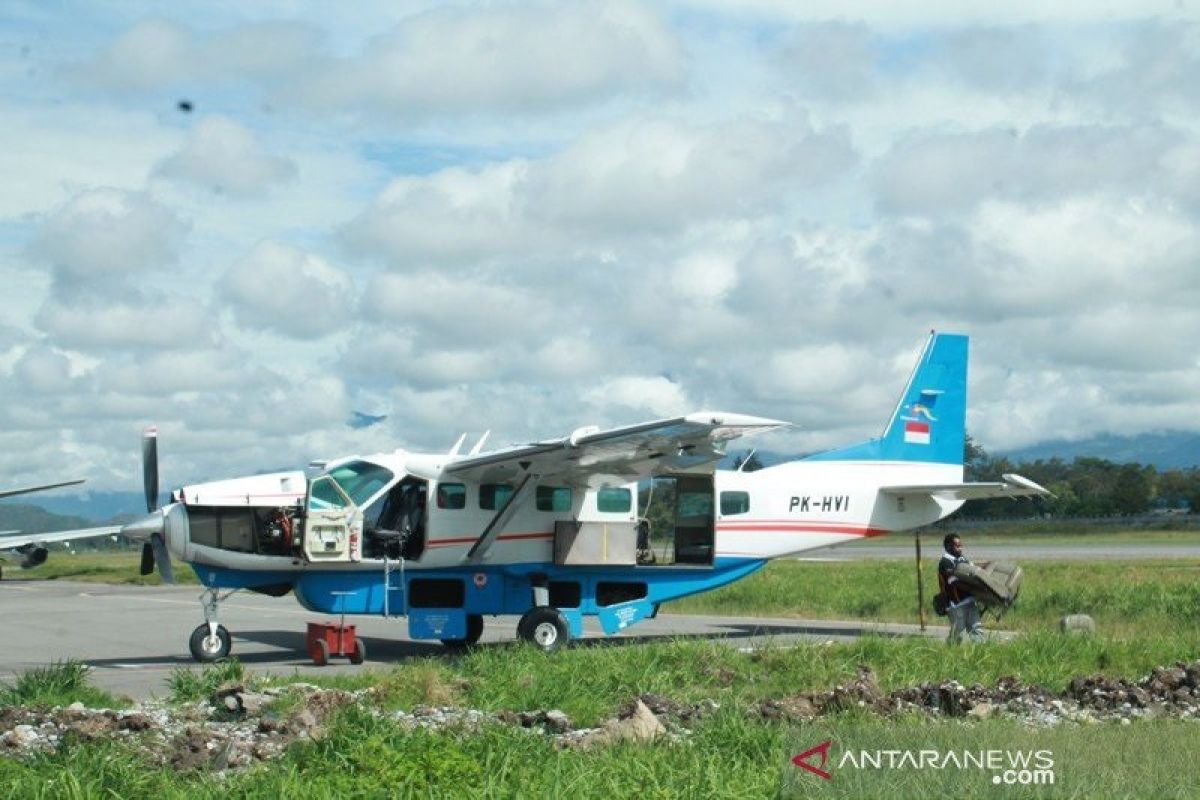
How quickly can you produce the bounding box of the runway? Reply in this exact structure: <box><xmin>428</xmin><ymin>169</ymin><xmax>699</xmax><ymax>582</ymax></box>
<box><xmin>0</xmin><ymin>580</ymin><xmax>946</xmax><ymax>700</ymax></box>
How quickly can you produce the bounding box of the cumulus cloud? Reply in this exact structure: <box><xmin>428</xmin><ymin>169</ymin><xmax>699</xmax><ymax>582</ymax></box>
<box><xmin>773</xmin><ymin>21</ymin><xmax>881</xmax><ymax>102</ymax></box>
<box><xmin>344</xmin><ymin>113</ymin><xmax>857</xmax><ymax>266</ymax></box>
<box><xmin>361</xmin><ymin>272</ymin><xmax>554</xmax><ymax>348</ymax></box>
<box><xmin>76</xmin><ymin>19</ymin><xmax>321</xmax><ymax>91</ymax></box>
<box><xmin>34</xmin><ymin>296</ymin><xmax>212</xmax><ymax>352</ymax></box>
<box><xmin>584</xmin><ymin>375</ymin><xmax>690</xmax><ymax>418</ymax></box>
<box><xmin>294</xmin><ymin>1</ymin><xmax>684</xmax><ymax>116</ymax></box>
<box><xmin>29</xmin><ymin>189</ymin><xmax>186</xmax><ymax>285</ymax></box>
<box><xmin>870</xmin><ymin>124</ymin><xmax>1183</xmax><ymax>217</ymax></box>
<box><xmin>220</xmin><ymin>242</ymin><xmax>355</xmax><ymax>339</ymax></box>
<box><xmin>12</xmin><ymin>346</ymin><xmax>74</xmax><ymax>394</ymax></box>
<box><xmin>155</xmin><ymin>116</ymin><xmax>297</xmax><ymax>196</ymax></box>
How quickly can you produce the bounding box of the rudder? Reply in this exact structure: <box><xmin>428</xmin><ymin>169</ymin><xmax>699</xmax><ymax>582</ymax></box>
<box><xmin>806</xmin><ymin>332</ymin><xmax>967</xmax><ymax>465</ymax></box>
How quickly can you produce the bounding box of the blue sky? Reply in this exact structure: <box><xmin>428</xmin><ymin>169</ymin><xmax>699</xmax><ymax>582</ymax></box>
<box><xmin>2</xmin><ymin>1</ymin><xmax>1198</xmax><ymax>492</ymax></box>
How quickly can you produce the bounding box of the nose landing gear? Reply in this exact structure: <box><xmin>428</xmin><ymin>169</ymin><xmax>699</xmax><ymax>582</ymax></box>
<box><xmin>188</xmin><ymin>588</ymin><xmax>238</xmax><ymax>662</ymax></box>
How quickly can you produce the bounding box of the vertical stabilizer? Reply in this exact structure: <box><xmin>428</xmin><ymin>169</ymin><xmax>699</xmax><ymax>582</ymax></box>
<box><xmin>806</xmin><ymin>332</ymin><xmax>968</xmax><ymax>465</ymax></box>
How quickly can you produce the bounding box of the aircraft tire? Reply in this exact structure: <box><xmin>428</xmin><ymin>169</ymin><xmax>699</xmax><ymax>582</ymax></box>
<box><xmin>517</xmin><ymin>607</ymin><xmax>569</xmax><ymax>652</ymax></box>
<box><xmin>442</xmin><ymin>614</ymin><xmax>484</xmax><ymax>649</ymax></box>
<box><xmin>188</xmin><ymin>623</ymin><xmax>232</xmax><ymax>663</ymax></box>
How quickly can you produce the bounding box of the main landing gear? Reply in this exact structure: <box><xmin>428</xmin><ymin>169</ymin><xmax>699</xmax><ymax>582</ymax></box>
<box><xmin>516</xmin><ymin>576</ymin><xmax>570</xmax><ymax>652</ymax></box>
<box><xmin>189</xmin><ymin>587</ymin><xmax>238</xmax><ymax>662</ymax></box>
<box><xmin>517</xmin><ymin>607</ymin><xmax>569</xmax><ymax>652</ymax></box>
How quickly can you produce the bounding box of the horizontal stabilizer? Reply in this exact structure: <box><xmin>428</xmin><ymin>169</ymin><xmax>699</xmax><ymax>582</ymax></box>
<box><xmin>879</xmin><ymin>473</ymin><xmax>1052</xmax><ymax>502</ymax></box>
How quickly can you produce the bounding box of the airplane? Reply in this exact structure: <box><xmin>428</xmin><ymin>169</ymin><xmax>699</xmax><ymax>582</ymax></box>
<box><xmin>0</xmin><ymin>480</ymin><xmax>121</xmax><ymax>580</ymax></box>
<box><xmin>119</xmin><ymin>331</ymin><xmax>1050</xmax><ymax>662</ymax></box>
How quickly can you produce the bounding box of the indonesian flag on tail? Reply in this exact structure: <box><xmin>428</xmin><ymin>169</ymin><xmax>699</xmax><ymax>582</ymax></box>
<box><xmin>904</xmin><ymin>421</ymin><xmax>930</xmax><ymax>444</ymax></box>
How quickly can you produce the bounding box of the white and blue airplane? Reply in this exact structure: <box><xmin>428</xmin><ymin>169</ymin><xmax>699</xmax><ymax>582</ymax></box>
<box><xmin>121</xmin><ymin>332</ymin><xmax>1049</xmax><ymax>662</ymax></box>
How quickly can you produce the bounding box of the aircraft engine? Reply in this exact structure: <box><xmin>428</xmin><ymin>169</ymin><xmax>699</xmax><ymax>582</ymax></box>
<box><xmin>19</xmin><ymin>545</ymin><xmax>48</xmax><ymax>569</ymax></box>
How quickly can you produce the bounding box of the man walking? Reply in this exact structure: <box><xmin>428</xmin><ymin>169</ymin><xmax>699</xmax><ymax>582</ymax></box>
<box><xmin>938</xmin><ymin>533</ymin><xmax>983</xmax><ymax>644</ymax></box>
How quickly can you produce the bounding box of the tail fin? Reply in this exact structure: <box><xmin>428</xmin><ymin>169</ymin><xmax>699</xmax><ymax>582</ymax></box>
<box><xmin>806</xmin><ymin>331</ymin><xmax>967</xmax><ymax>465</ymax></box>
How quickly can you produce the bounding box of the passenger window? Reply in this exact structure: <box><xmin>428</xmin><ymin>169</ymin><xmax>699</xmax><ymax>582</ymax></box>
<box><xmin>597</xmin><ymin>487</ymin><xmax>632</xmax><ymax>513</ymax></box>
<box><xmin>536</xmin><ymin>485</ymin><xmax>572</xmax><ymax>512</ymax></box>
<box><xmin>309</xmin><ymin>477</ymin><xmax>350</xmax><ymax>511</ymax></box>
<box><xmin>437</xmin><ymin>483</ymin><xmax>466</xmax><ymax>509</ymax></box>
<box><xmin>480</xmin><ymin>483</ymin><xmax>515</xmax><ymax>510</ymax></box>
<box><xmin>720</xmin><ymin>491</ymin><xmax>750</xmax><ymax>515</ymax></box>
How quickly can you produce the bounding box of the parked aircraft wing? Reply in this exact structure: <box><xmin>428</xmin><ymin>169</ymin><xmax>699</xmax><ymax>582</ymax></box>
<box><xmin>0</xmin><ymin>525</ymin><xmax>121</xmax><ymax>551</ymax></box>
<box><xmin>879</xmin><ymin>473</ymin><xmax>1052</xmax><ymax>501</ymax></box>
<box><xmin>0</xmin><ymin>479</ymin><xmax>85</xmax><ymax>500</ymax></box>
<box><xmin>444</xmin><ymin>411</ymin><xmax>787</xmax><ymax>485</ymax></box>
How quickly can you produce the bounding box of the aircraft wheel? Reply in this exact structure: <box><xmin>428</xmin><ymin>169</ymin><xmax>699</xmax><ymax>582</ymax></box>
<box><xmin>312</xmin><ymin>638</ymin><xmax>329</xmax><ymax>667</ymax></box>
<box><xmin>442</xmin><ymin>614</ymin><xmax>484</xmax><ymax>649</ymax></box>
<box><xmin>188</xmin><ymin>623</ymin><xmax>232</xmax><ymax>663</ymax></box>
<box><xmin>517</xmin><ymin>607</ymin><xmax>569</xmax><ymax>652</ymax></box>
<box><xmin>350</xmin><ymin>637</ymin><xmax>366</xmax><ymax>665</ymax></box>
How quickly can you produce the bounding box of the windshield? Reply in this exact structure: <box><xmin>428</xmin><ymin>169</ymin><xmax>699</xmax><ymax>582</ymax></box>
<box><xmin>326</xmin><ymin>460</ymin><xmax>395</xmax><ymax>507</ymax></box>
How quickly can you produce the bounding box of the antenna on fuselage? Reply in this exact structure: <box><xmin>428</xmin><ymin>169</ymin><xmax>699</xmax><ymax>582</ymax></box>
<box><xmin>468</xmin><ymin>431</ymin><xmax>490</xmax><ymax>455</ymax></box>
<box><xmin>737</xmin><ymin>449</ymin><xmax>757</xmax><ymax>472</ymax></box>
<box><xmin>447</xmin><ymin>433</ymin><xmax>467</xmax><ymax>457</ymax></box>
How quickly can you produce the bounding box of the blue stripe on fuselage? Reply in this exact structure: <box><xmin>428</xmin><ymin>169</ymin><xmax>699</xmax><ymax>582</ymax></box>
<box><xmin>193</xmin><ymin>557</ymin><xmax>767</xmax><ymax>618</ymax></box>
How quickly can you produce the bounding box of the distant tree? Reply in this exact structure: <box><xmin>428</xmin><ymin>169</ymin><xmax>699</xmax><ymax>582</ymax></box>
<box><xmin>732</xmin><ymin>450</ymin><xmax>765</xmax><ymax>472</ymax></box>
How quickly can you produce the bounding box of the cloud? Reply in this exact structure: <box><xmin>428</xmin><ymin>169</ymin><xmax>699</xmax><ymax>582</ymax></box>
<box><xmin>155</xmin><ymin>115</ymin><xmax>297</xmax><ymax>196</ymax></box>
<box><xmin>220</xmin><ymin>242</ymin><xmax>355</xmax><ymax>339</ymax></box>
<box><xmin>29</xmin><ymin>189</ymin><xmax>187</xmax><ymax>285</ymax></box>
<box><xmin>772</xmin><ymin>21</ymin><xmax>881</xmax><ymax>102</ymax></box>
<box><xmin>344</xmin><ymin>113</ymin><xmax>857</xmax><ymax>266</ymax></box>
<box><xmin>12</xmin><ymin>346</ymin><xmax>74</xmax><ymax>394</ymax></box>
<box><xmin>870</xmin><ymin>124</ymin><xmax>1183</xmax><ymax>217</ymax></box>
<box><xmin>584</xmin><ymin>375</ymin><xmax>690</xmax><ymax>418</ymax></box>
<box><xmin>361</xmin><ymin>272</ymin><xmax>554</xmax><ymax>348</ymax></box>
<box><xmin>76</xmin><ymin>19</ymin><xmax>322</xmax><ymax>91</ymax></box>
<box><xmin>34</xmin><ymin>295</ymin><xmax>213</xmax><ymax>352</ymax></box>
<box><xmin>293</xmin><ymin>1</ymin><xmax>685</xmax><ymax>117</ymax></box>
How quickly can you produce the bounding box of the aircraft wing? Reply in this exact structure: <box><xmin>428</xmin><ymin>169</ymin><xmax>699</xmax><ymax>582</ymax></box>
<box><xmin>0</xmin><ymin>479</ymin><xmax>85</xmax><ymax>500</ymax></box>
<box><xmin>444</xmin><ymin>411</ymin><xmax>787</xmax><ymax>485</ymax></box>
<box><xmin>880</xmin><ymin>473</ymin><xmax>1052</xmax><ymax>502</ymax></box>
<box><xmin>0</xmin><ymin>525</ymin><xmax>122</xmax><ymax>551</ymax></box>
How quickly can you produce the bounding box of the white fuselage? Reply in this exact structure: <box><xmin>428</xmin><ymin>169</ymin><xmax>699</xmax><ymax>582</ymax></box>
<box><xmin>164</xmin><ymin>452</ymin><xmax>963</xmax><ymax>571</ymax></box>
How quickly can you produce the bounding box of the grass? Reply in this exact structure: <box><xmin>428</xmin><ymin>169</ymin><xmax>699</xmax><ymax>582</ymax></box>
<box><xmin>665</xmin><ymin>558</ymin><xmax>1200</xmax><ymax>635</ymax></box>
<box><xmin>0</xmin><ymin>660</ymin><xmax>126</xmax><ymax>710</ymax></box>
<box><xmin>1</xmin><ymin>695</ymin><xmax>1197</xmax><ymax>798</ymax></box>
<box><xmin>4</xmin><ymin>551</ymin><xmax>197</xmax><ymax>585</ymax></box>
<box><xmin>167</xmin><ymin>658</ymin><xmax>245</xmax><ymax>703</ymax></box>
<box><xmin>4</xmin><ymin>545</ymin><xmax>1200</xmax><ymax>796</ymax></box>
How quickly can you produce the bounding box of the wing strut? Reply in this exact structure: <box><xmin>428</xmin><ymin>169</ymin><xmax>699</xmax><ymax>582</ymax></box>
<box><xmin>464</xmin><ymin>474</ymin><xmax>536</xmax><ymax>564</ymax></box>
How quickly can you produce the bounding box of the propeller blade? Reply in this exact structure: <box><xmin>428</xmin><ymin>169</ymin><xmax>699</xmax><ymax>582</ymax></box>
<box><xmin>139</xmin><ymin>542</ymin><xmax>155</xmax><ymax>576</ymax></box>
<box><xmin>142</xmin><ymin>425</ymin><xmax>159</xmax><ymax>513</ymax></box>
<box><xmin>151</xmin><ymin>533</ymin><xmax>175</xmax><ymax>584</ymax></box>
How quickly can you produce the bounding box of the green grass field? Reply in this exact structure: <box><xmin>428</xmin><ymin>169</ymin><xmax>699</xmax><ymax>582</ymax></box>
<box><xmin>3</xmin><ymin>541</ymin><xmax>1200</xmax><ymax>797</ymax></box>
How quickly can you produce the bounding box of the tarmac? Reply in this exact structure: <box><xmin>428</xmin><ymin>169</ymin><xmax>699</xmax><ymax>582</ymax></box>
<box><xmin>0</xmin><ymin>579</ymin><xmax>952</xmax><ymax>700</ymax></box>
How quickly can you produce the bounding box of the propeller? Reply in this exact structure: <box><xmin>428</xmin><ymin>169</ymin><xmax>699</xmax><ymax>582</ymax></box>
<box><xmin>136</xmin><ymin>425</ymin><xmax>174</xmax><ymax>584</ymax></box>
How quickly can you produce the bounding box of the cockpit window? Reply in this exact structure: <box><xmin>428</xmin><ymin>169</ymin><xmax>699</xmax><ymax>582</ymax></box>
<box><xmin>309</xmin><ymin>476</ymin><xmax>351</xmax><ymax>510</ymax></box>
<box><xmin>327</xmin><ymin>460</ymin><xmax>395</xmax><ymax>507</ymax></box>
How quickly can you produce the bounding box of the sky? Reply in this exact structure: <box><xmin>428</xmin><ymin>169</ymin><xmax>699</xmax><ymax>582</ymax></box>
<box><xmin>2</xmin><ymin>1</ymin><xmax>1198</xmax><ymax>493</ymax></box>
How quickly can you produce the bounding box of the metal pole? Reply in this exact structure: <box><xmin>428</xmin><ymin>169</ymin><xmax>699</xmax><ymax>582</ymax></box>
<box><xmin>915</xmin><ymin>530</ymin><xmax>926</xmax><ymax>631</ymax></box>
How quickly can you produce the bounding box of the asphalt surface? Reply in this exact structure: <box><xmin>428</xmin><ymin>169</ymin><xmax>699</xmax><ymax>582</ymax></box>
<box><xmin>0</xmin><ymin>580</ymin><xmax>948</xmax><ymax>700</ymax></box>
